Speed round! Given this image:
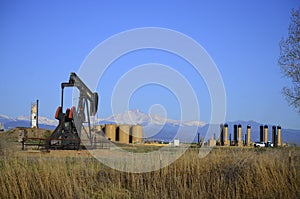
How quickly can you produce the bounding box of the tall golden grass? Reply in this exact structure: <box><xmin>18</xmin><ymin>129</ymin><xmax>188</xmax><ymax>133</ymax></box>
<box><xmin>0</xmin><ymin>144</ymin><xmax>299</xmax><ymax>198</ymax></box>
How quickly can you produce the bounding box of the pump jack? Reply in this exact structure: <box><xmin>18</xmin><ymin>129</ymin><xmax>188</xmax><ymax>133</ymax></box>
<box><xmin>46</xmin><ymin>72</ymin><xmax>98</xmax><ymax>149</ymax></box>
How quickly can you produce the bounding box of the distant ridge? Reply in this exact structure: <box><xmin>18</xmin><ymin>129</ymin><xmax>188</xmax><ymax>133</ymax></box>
<box><xmin>1</xmin><ymin>111</ymin><xmax>299</xmax><ymax>145</ymax></box>
<box><xmin>98</xmin><ymin>109</ymin><xmax>206</xmax><ymax>127</ymax></box>
<box><xmin>0</xmin><ymin>114</ymin><xmax>58</xmax><ymax>130</ymax></box>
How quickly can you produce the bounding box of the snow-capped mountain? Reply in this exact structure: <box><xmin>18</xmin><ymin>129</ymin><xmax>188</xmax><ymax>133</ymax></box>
<box><xmin>15</xmin><ymin>115</ymin><xmax>58</xmax><ymax>126</ymax></box>
<box><xmin>98</xmin><ymin>109</ymin><xmax>206</xmax><ymax>127</ymax></box>
<box><xmin>96</xmin><ymin>110</ymin><xmax>205</xmax><ymax>142</ymax></box>
<box><xmin>1</xmin><ymin>111</ymin><xmax>299</xmax><ymax>145</ymax></box>
<box><xmin>0</xmin><ymin>114</ymin><xmax>57</xmax><ymax>129</ymax></box>
<box><xmin>0</xmin><ymin>114</ymin><xmax>10</xmax><ymax>120</ymax></box>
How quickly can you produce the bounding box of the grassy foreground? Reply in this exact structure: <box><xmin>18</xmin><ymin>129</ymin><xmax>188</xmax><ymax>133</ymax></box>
<box><xmin>0</xmin><ymin>143</ymin><xmax>299</xmax><ymax>198</ymax></box>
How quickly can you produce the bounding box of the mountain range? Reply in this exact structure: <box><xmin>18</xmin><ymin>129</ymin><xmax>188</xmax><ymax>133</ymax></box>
<box><xmin>98</xmin><ymin>109</ymin><xmax>206</xmax><ymax>127</ymax></box>
<box><xmin>1</xmin><ymin>110</ymin><xmax>299</xmax><ymax>145</ymax></box>
<box><xmin>0</xmin><ymin>114</ymin><xmax>57</xmax><ymax>130</ymax></box>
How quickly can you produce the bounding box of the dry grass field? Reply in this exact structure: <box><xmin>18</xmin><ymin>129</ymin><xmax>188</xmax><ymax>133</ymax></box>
<box><xmin>0</xmin><ymin>135</ymin><xmax>299</xmax><ymax>199</ymax></box>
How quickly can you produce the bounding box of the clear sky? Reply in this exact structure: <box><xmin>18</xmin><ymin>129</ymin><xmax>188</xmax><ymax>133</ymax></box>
<box><xmin>0</xmin><ymin>0</ymin><xmax>299</xmax><ymax>129</ymax></box>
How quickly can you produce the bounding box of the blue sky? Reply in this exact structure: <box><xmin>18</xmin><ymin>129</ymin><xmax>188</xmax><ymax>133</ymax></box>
<box><xmin>0</xmin><ymin>0</ymin><xmax>299</xmax><ymax>129</ymax></box>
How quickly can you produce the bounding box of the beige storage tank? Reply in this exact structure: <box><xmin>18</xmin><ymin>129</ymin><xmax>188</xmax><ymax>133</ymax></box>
<box><xmin>277</xmin><ymin>126</ymin><xmax>282</xmax><ymax>146</ymax></box>
<box><xmin>246</xmin><ymin>125</ymin><xmax>251</xmax><ymax>146</ymax></box>
<box><xmin>224</xmin><ymin>123</ymin><xmax>229</xmax><ymax>146</ymax></box>
<box><xmin>94</xmin><ymin>125</ymin><xmax>103</xmax><ymax>132</ymax></box>
<box><xmin>105</xmin><ymin>124</ymin><xmax>116</xmax><ymax>141</ymax></box>
<box><xmin>208</xmin><ymin>137</ymin><xmax>216</xmax><ymax>147</ymax></box>
<box><xmin>118</xmin><ymin>125</ymin><xmax>130</xmax><ymax>144</ymax></box>
<box><xmin>131</xmin><ymin>125</ymin><xmax>143</xmax><ymax>144</ymax></box>
<box><xmin>237</xmin><ymin>124</ymin><xmax>243</xmax><ymax>146</ymax></box>
<box><xmin>264</xmin><ymin>125</ymin><xmax>268</xmax><ymax>143</ymax></box>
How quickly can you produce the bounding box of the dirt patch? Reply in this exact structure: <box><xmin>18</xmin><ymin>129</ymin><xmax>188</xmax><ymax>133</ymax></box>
<box><xmin>16</xmin><ymin>149</ymin><xmax>93</xmax><ymax>157</ymax></box>
<box><xmin>1</xmin><ymin>127</ymin><xmax>52</xmax><ymax>140</ymax></box>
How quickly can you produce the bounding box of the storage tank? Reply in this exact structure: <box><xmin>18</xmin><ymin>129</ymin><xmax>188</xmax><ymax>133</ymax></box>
<box><xmin>118</xmin><ymin>125</ymin><xmax>130</xmax><ymax>144</ymax></box>
<box><xmin>94</xmin><ymin>125</ymin><xmax>103</xmax><ymax>132</ymax></box>
<box><xmin>220</xmin><ymin>124</ymin><xmax>224</xmax><ymax>146</ymax></box>
<box><xmin>237</xmin><ymin>124</ymin><xmax>243</xmax><ymax>146</ymax></box>
<box><xmin>246</xmin><ymin>125</ymin><xmax>251</xmax><ymax>146</ymax></box>
<box><xmin>131</xmin><ymin>125</ymin><xmax>143</xmax><ymax>144</ymax></box>
<box><xmin>208</xmin><ymin>138</ymin><xmax>216</xmax><ymax>147</ymax></box>
<box><xmin>264</xmin><ymin>125</ymin><xmax>268</xmax><ymax>143</ymax></box>
<box><xmin>260</xmin><ymin>125</ymin><xmax>264</xmax><ymax>142</ymax></box>
<box><xmin>224</xmin><ymin>123</ymin><xmax>229</xmax><ymax>146</ymax></box>
<box><xmin>272</xmin><ymin>126</ymin><xmax>277</xmax><ymax>146</ymax></box>
<box><xmin>233</xmin><ymin>124</ymin><xmax>238</xmax><ymax>146</ymax></box>
<box><xmin>277</xmin><ymin>126</ymin><xmax>282</xmax><ymax>146</ymax></box>
<box><xmin>105</xmin><ymin>124</ymin><xmax>116</xmax><ymax>141</ymax></box>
